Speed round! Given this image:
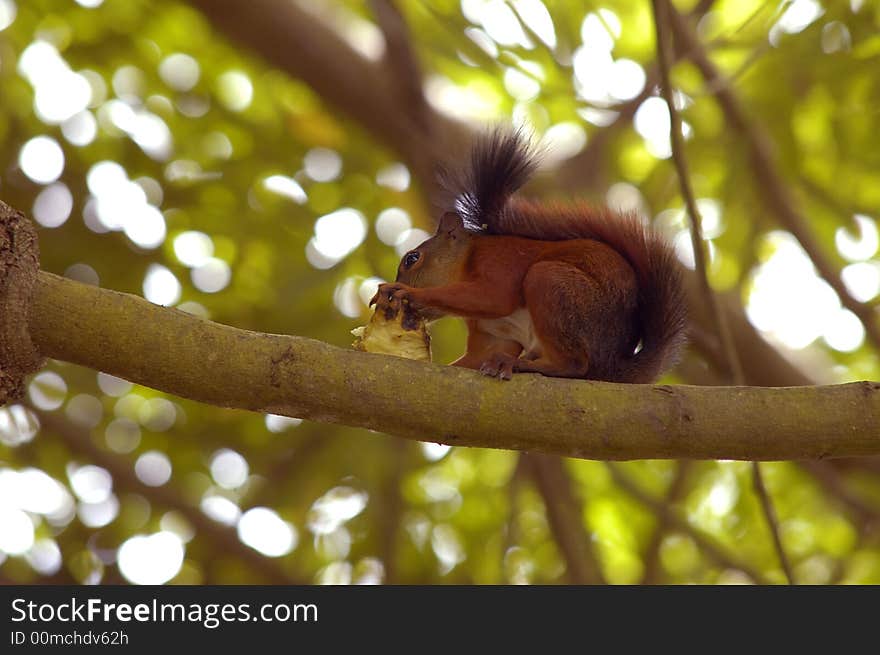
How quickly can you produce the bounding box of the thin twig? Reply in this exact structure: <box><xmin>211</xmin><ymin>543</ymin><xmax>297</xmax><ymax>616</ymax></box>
<box><xmin>652</xmin><ymin>0</ymin><xmax>742</xmax><ymax>385</ymax></box>
<box><xmin>750</xmin><ymin>464</ymin><xmax>796</xmax><ymax>584</ymax></box>
<box><xmin>800</xmin><ymin>461</ymin><xmax>880</xmax><ymax>524</ymax></box>
<box><xmin>652</xmin><ymin>0</ymin><xmax>794</xmax><ymax>584</ymax></box>
<box><xmin>524</xmin><ymin>454</ymin><xmax>605</xmax><ymax>584</ymax></box>
<box><xmin>606</xmin><ymin>463</ymin><xmax>770</xmax><ymax>584</ymax></box>
<box><xmin>243</xmin><ymin>431</ymin><xmax>328</xmax><ymax>510</ymax></box>
<box><xmin>639</xmin><ymin>461</ymin><xmax>692</xmax><ymax>584</ymax></box>
<box><xmin>666</xmin><ymin>4</ymin><xmax>880</xmax><ymax>352</ymax></box>
<box><xmin>557</xmin><ymin>0</ymin><xmax>717</xmax><ymax>194</ymax></box>
<box><xmin>502</xmin><ymin>455</ymin><xmax>527</xmax><ymax>582</ymax></box>
<box><xmin>376</xmin><ymin>439</ymin><xmax>409</xmax><ymax>584</ymax></box>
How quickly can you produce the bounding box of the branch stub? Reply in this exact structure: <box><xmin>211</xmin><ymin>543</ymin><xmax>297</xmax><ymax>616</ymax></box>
<box><xmin>0</xmin><ymin>200</ymin><xmax>44</xmax><ymax>403</ymax></box>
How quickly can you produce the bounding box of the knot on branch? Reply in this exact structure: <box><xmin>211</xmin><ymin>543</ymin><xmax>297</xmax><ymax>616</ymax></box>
<box><xmin>0</xmin><ymin>200</ymin><xmax>44</xmax><ymax>404</ymax></box>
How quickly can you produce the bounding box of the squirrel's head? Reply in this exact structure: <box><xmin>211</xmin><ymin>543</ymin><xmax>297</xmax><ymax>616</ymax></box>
<box><xmin>395</xmin><ymin>211</ymin><xmax>473</xmax><ymax>301</ymax></box>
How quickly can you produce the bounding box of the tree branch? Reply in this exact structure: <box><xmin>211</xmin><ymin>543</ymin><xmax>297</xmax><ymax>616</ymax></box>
<box><xmin>667</xmin><ymin>5</ymin><xmax>880</xmax><ymax>352</ymax></box>
<box><xmin>368</xmin><ymin>0</ymin><xmax>431</xmax><ymax>132</ymax></box>
<box><xmin>606</xmin><ymin>463</ymin><xmax>771</xmax><ymax>584</ymax></box>
<box><xmin>800</xmin><ymin>461</ymin><xmax>880</xmax><ymax>525</ymax></box>
<box><xmin>750</xmin><ymin>462</ymin><xmax>796</xmax><ymax>584</ymax></box>
<box><xmin>12</xmin><ymin>270</ymin><xmax>879</xmax><ymax>461</ymax></box>
<box><xmin>185</xmin><ymin>0</ymin><xmax>468</xmax><ymax>200</ymax></box>
<box><xmin>653</xmin><ymin>0</ymin><xmax>794</xmax><ymax>584</ymax></box>
<box><xmin>639</xmin><ymin>460</ymin><xmax>692</xmax><ymax>584</ymax></box>
<box><xmin>652</xmin><ymin>0</ymin><xmax>743</xmax><ymax>386</ymax></box>
<box><xmin>375</xmin><ymin>439</ymin><xmax>409</xmax><ymax>584</ymax></box>
<box><xmin>523</xmin><ymin>454</ymin><xmax>605</xmax><ymax>584</ymax></box>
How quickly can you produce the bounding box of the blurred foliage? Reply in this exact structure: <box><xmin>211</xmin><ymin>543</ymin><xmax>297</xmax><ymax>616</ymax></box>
<box><xmin>1</xmin><ymin>0</ymin><xmax>879</xmax><ymax>585</ymax></box>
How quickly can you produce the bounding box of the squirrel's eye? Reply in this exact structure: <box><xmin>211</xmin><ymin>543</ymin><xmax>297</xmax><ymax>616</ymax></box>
<box><xmin>403</xmin><ymin>251</ymin><xmax>420</xmax><ymax>269</ymax></box>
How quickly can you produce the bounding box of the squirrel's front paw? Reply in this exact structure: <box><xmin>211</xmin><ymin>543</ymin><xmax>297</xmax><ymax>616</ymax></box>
<box><xmin>479</xmin><ymin>353</ymin><xmax>517</xmax><ymax>381</ymax></box>
<box><xmin>371</xmin><ymin>282</ymin><xmax>417</xmax><ymax>312</ymax></box>
<box><xmin>371</xmin><ymin>282</ymin><xmax>403</xmax><ymax>308</ymax></box>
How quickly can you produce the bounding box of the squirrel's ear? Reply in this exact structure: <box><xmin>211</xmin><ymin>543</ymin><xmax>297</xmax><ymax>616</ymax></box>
<box><xmin>437</xmin><ymin>211</ymin><xmax>464</xmax><ymax>235</ymax></box>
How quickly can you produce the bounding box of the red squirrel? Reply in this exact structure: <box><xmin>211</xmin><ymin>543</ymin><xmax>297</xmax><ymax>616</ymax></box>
<box><xmin>371</xmin><ymin>129</ymin><xmax>687</xmax><ymax>382</ymax></box>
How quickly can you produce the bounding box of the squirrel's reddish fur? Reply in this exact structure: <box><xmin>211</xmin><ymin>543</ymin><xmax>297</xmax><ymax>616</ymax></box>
<box><xmin>373</xmin><ymin>129</ymin><xmax>687</xmax><ymax>383</ymax></box>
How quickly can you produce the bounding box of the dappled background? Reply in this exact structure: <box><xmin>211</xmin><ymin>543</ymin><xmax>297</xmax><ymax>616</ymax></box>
<box><xmin>1</xmin><ymin>0</ymin><xmax>879</xmax><ymax>584</ymax></box>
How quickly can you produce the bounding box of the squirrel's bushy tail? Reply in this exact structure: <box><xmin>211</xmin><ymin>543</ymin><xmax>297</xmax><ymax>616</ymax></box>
<box><xmin>442</xmin><ymin>129</ymin><xmax>688</xmax><ymax>382</ymax></box>
<box><xmin>438</xmin><ymin>126</ymin><xmax>538</xmax><ymax>231</ymax></box>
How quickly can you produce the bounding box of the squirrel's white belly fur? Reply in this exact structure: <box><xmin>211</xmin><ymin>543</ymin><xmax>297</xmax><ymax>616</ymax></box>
<box><xmin>477</xmin><ymin>308</ymin><xmax>543</xmax><ymax>358</ymax></box>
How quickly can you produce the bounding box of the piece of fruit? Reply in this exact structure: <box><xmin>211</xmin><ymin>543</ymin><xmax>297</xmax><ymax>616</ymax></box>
<box><xmin>351</xmin><ymin>302</ymin><xmax>431</xmax><ymax>362</ymax></box>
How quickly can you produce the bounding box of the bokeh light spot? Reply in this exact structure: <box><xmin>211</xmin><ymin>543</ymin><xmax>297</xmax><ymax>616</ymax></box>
<box><xmin>143</xmin><ymin>264</ymin><xmax>182</xmax><ymax>306</ymax></box>
<box><xmin>105</xmin><ymin>418</ymin><xmax>141</xmax><ymax>454</ymax></box>
<box><xmin>65</xmin><ymin>394</ymin><xmax>103</xmax><ymax>428</ymax></box>
<box><xmin>191</xmin><ymin>257</ymin><xmax>232</xmax><ymax>293</ymax></box>
<box><xmin>746</xmin><ymin>231</ymin><xmax>841</xmax><ymax>349</ymax></box>
<box><xmin>217</xmin><ymin>71</ymin><xmax>253</xmax><ymax>111</ymax></box>
<box><xmin>835</xmin><ymin>214</ymin><xmax>878</xmax><ymax>262</ymax></box>
<box><xmin>78</xmin><ymin>494</ymin><xmax>119</xmax><ymax>528</ymax></box>
<box><xmin>238</xmin><ymin>507</ymin><xmax>297</xmax><ymax>557</ymax></box>
<box><xmin>512</xmin><ymin>0</ymin><xmax>556</xmax><ymax>48</ymax></box>
<box><xmin>69</xmin><ymin>464</ymin><xmax>112</xmax><ymax>504</ymax></box>
<box><xmin>307</xmin><ymin>208</ymin><xmax>368</xmax><ymax>268</ymax></box>
<box><xmin>0</xmin><ymin>406</ymin><xmax>40</xmax><ymax>446</ymax></box>
<box><xmin>308</xmin><ymin>486</ymin><xmax>368</xmax><ymax>535</ymax></box>
<box><xmin>304</xmin><ymin>148</ymin><xmax>342</xmax><ymax>182</ymax></box>
<box><xmin>823</xmin><ymin>309</ymin><xmax>864</xmax><ymax>352</ymax></box>
<box><xmin>0</xmin><ymin>507</ymin><xmax>34</xmax><ymax>555</ymax></box>
<box><xmin>210</xmin><ymin>449</ymin><xmax>249</xmax><ymax>489</ymax></box>
<box><xmin>375</xmin><ymin>208</ymin><xmax>411</xmax><ymax>246</ymax></box>
<box><xmin>28</xmin><ymin>371</ymin><xmax>67</xmax><ymax>411</ymax></box>
<box><xmin>264</xmin><ymin>175</ymin><xmax>307</xmax><ymax>204</ymax></box>
<box><xmin>201</xmin><ymin>493</ymin><xmax>241</xmax><ymax>526</ymax></box>
<box><xmin>26</xmin><ymin>539</ymin><xmax>62</xmax><ymax>575</ymax></box>
<box><xmin>124</xmin><ymin>204</ymin><xmax>166</xmax><ymax>249</ymax></box>
<box><xmin>0</xmin><ymin>0</ymin><xmax>16</xmax><ymax>32</ymax></box>
<box><xmin>158</xmin><ymin>53</ymin><xmax>200</xmax><ymax>92</ymax></box>
<box><xmin>97</xmin><ymin>372</ymin><xmax>133</xmax><ymax>397</ymax></box>
<box><xmin>64</xmin><ymin>263</ymin><xmax>99</xmax><ymax>286</ymax></box>
<box><xmin>173</xmin><ymin>231</ymin><xmax>214</xmax><ymax>268</ymax></box>
<box><xmin>19</xmin><ymin>136</ymin><xmax>65</xmax><ymax>184</ymax></box>
<box><xmin>264</xmin><ymin>414</ymin><xmax>302</xmax><ymax>433</ymax></box>
<box><xmin>842</xmin><ymin>262</ymin><xmax>880</xmax><ymax>302</ymax></box>
<box><xmin>375</xmin><ymin>163</ymin><xmax>410</xmax><ymax>191</ymax></box>
<box><xmin>135</xmin><ymin>451</ymin><xmax>173</xmax><ymax>487</ymax></box>
<box><xmin>33</xmin><ymin>182</ymin><xmax>73</xmax><ymax>228</ymax></box>
<box><xmin>61</xmin><ymin>110</ymin><xmax>98</xmax><ymax>146</ymax></box>
<box><xmin>118</xmin><ymin>532</ymin><xmax>184</xmax><ymax>584</ymax></box>
<box><xmin>333</xmin><ymin>278</ymin><xmax>362</xmax><ymax>318</ymax></box>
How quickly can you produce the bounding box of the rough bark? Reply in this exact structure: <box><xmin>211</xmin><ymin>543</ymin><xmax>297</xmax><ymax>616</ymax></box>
<box><xmin>16</xmin><ymin>271</ymin><xmax>880</xmax><ymax>461</ymax></box>
<box><xmin>0</xmin><ymin>202</ymin><xmax>44</xmax><ymax>403</ymax></box>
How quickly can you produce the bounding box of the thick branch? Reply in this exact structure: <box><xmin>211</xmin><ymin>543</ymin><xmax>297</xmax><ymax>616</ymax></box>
<box><xmin>186</xmin><ymin>0</ymin><xmax>468</xmax><ymax>199</ymax></box>
<box><xmin>20</xmin><ymin>271</ymin><xmax>880</xmax><ymax>461</ymax></box>
<box><xmin>0</xmin><ymin>202</ymin><xmax>44</xmax><ymax>403</ymax></box>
